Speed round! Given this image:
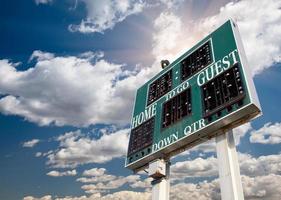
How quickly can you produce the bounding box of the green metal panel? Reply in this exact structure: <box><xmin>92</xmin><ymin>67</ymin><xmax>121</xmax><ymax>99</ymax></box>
<box><xmin>125</xmin><ymin>19</ymin><xmax>261</xmax><ymax>171</ymax></box>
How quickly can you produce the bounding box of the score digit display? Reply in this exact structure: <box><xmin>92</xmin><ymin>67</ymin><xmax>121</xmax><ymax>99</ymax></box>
<box><xmin>125</xmin><ymin>19</ymin><xmax>261</xmax><ymax>171</ymax></box>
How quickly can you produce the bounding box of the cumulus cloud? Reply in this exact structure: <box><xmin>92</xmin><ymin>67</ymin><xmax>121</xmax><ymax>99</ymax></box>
<box><xmin>82</xmin><ymin>168</ymin><xmax>106</xmax><ymax>177</ymax></box>
<box><xmin>172</xmin><ymin>156</ymin><xmax>218</xmax><ymax>180</ymax></box>
<box><xmin>239</xmin><ymin>153</ymin><xmax>281</xmax><ymax>177</ymax></box>
<box><xmin>69</xmin><ymin>0</ymin><xmax>145</xmax><ymax>33</ymax></box>
<box><xmin>81</xmin><ymin>175</ymin><xmax>140</xmax><ymax>194</ymax></box>
<box><xmin>250</xmin><ymin>122</ymin><xmax>281</xmax><ymax>144</ymax></box>
<box><xmin>46</xmin><ymin>129</ymin><xmax>129</xmax><ymax>168</ymax></box>
<box><xmin>77</xmin><ymin>168</ymin><xmax>116</xmax><ymax>183</ymax></box>
<box><xmin>171</xmin><ymin>174</ymin><xmax>281</xmax><ymax>200</ymax></box>
<box><xmin>152</xmin><ymin>0</ymin><xmax>281</xmax><ymax>76</ymax></box>
<box><xmin>129</xmin><ymin>177</ymin><xmax>152</xmax><ymax>189</ymax></box>
<box><xmin>46</xmin><ymin>170</ymin><xmax>77</xmax><ymax>177</ymax></box>
<box><xmin>47</xmin><ymin>191</ymin><xmax>150</xmax><ymax>200</ymax></box>
<box><xmin>23</xmin><ymin>174</ymin><xmax>281</xmax><ymax>200</ymax></box>
<box><xmin>23</xmin><ymin>139</ymin><xmax>40</xmax><ymax>148</ymax></box>
<box><xmin>23</xmin><ymin>152</ymin><xmax>281</xmax><ymax>199</ymax></box>
<box><xmin>152</xmin><ymin>12</ymin><xmax>185</xmax><ymax>62</ymax></box>
<box><xmin>94</xmin><ymin>191</ymin><xmax>151</xmax><ymax>200</ymax></box>
<box><xmin>75</xmin><ymin>167</ymin><xmax>151</xmax><ymax>195</ymax></box>
<box><xmin>29</xmin><ymin>50</ymin><xmax>54</xmax><ymax>62</ymax></box>
<box><xmin>170</xmin><ymin>152</ymin><xmax>281</xmax><ymax>187</ymax></box>
<box><xmin>171</xmin><ymin>180</ymin><xmax>220</xmax><ymax>200</ymax></box>
<box><xmin>0</xmin><ymin>51</ymin><xmax>157</xmax><ymax>126</ymax></box>
<box><xmin>241</xmin><ymin>174</ymin><xmax>281</xmax><ymax>200</ymax></box>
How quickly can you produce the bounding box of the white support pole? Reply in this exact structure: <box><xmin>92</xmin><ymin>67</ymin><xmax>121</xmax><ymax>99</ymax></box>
<box><xmin>149</xmin><ymin>159</ymin><xmax>170</xmax><ymax>200</ymax></box>
<box><xmin>216</xmin><ymin>130</ymin><xmax>244</xmax><ymax>200</ymax></box>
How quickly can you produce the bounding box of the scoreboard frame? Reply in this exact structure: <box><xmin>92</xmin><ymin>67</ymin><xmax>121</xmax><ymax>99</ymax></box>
<box><xmin>125</xmin><ymin>19</ymin><xmax>261</xmax><ymax>171</ymax></box>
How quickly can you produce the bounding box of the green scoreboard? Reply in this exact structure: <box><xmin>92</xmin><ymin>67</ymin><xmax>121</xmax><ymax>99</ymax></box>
<box><xmin>125</xmin><ymin>19</ymin><xmax>261</xmax><ymax>171</ymax></box>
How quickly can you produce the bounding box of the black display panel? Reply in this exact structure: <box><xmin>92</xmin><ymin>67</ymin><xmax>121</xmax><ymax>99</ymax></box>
<box><xmin>128</xmin><ymin>117</ymin><xmax>154</xmax><ymax>156</ymax></box>
<box><xmin>147</xmin><ymin>70</ymin><xmax>172</xmax><ymax>106</ymax></box>
<box><xmin>201</xmin><ymin>63</ymin><xmax>245</xmax><ymax>119</ymax></box>
<box><xmin>181</xmin><ymin>41</ymin><xmax>212</xmax><ymax>81</ymax></box>
<box><xmin>162</xmin><ymin>88</ymin><xmax>192</xmax><ymax>129</ymax></box>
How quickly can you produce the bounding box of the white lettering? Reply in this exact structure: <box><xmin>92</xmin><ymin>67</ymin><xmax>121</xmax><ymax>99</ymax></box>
<box><xmin>222</xmin><ymin>55</ymin><xmax>230</xmax><ymax>70</ymax></box>
<box><xmin>132</xmin><ymin>103</ymin><xmax>157</xmax><ymax>128</ymax></box>
<box><xmin>229</xmin><ymin>49</ymin><xmax>238</xmax><ymax>64</ymax></box>
<box><xmin>197</xmin><ymin>49</ymin><xmax>239</xmax><ymax>86</ymax></box>
<box><xmin>214</xmin><ymin>60</ymin><xmax>223</xmax><ymax>75</ymax></box>
<box><xmin>197</xmin><ymin>71</ymin><xmax>206</xmax><ymax>86</ymax></box>
<box><xmin>153</xmin><ymin>132</ymin><xmax>179</xmax><ymax>151</ymax></box>
<box><xmin>206</xmin><ymin>64</ymin><xmax>215</xmax><ymax>81</ymax></box>
<box><xmin>166</xmin><ymin>82</ymin><xmax>190</xmax><ymax>101</ymax></box>
<box><xmin>184</xmin><ymin>119</ymin><xmax>206</xmax><ymax>136</ymax></box>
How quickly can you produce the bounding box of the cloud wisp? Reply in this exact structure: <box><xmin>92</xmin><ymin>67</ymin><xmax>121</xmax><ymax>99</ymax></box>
<box><xmin>47</xmin><ymin>169</ymin><xmax>77</xmax><ymax>177</ymax></box>
<box><xmin>23</xmin><ymin>139</ymin><xmax>40</xmax><ymax>148</ymax></box>
<box><xmin>69</xmin><ymin>0</ymin><xmax>145</xmax><ymax>33</ymax></box>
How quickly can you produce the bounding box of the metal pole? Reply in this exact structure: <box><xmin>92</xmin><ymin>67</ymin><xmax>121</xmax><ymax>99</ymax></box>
<box><xmin>149</xmin><ymin>159</ymin><xmax>170</xmax><ymax>200</ymax></box>
<box><xmin>215</xmin><ymin>130</ymin><xmax>244</xmax><ymax>200</ymax></box>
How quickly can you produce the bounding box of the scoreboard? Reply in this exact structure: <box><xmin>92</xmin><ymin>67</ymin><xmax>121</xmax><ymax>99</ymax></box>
<box><xmin>125</xmin><ymin>19</ymin><xmax>261</xmax><ymax>171</ymax></box>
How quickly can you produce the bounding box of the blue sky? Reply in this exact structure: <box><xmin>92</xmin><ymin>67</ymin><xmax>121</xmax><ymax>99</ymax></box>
<box><xmin>0</xmin><ymin>0</ymin><xmax>281</xmax><ymax>200</ymax></box>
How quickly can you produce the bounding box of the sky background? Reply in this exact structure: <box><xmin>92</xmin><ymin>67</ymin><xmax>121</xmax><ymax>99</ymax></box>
<box><xmin>0</xmin><ymin>0</ymin><xmax>281</xmax><ymax>200</ymax></box>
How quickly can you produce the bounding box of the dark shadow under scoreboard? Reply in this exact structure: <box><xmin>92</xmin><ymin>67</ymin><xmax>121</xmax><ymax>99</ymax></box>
<box><xmin>126</xmin><ymin>19</ymin><xmax>261</xmax><ymax>171</ymax></box>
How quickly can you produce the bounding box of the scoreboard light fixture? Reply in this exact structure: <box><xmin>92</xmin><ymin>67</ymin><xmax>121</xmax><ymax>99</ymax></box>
<box><xmin>125</xmin><ymin>19</ymin><xmax>261</xmax><ymax>172</ymax></box>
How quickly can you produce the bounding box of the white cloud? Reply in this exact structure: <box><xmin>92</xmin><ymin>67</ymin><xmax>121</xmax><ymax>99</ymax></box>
<box><xmin>23</xmin><ymin>139</ymin><xmax>40</xmax><ymax>148</ymax></box>
<box><xmin>171</xmin><ymin>174</ymin><xmax>281</xmax><ymax>200</ymax></box>
<box><xmin>129</xmin><ymin>177</ymin><xmax>152</xmax><ymax>189</ymax></box>
<box><xmin>46</xmin><ymin>170</ymin><xmax>77</xmax><ymax>177</ymax></box>
<box><xmin>241</xmin><ymin>174</ymin><xmax>281</xmax><ymax>200</ymax></box>
<box><xmin>35</xmin><ymin>152</ymin><xmax>42</xmax><ymax>157</ymax></box>
<box><xmin>23</xmin><ymin>195</ymin><xmax>52</xmax><ymax>200</ymax></box>
<box><xmin>94</xmin><ymin>191</ymin><xmax>151</xmax><ymax>200</ymax></box>
<box><xmin>34</xmin><ymin>0</ymin><xmax>52</xmax><ymax>5</ymax></box>
<box><xmin>250</xmin><ymin>122</ymin><xmax>281</xmax><ymax>144</ymax></box>
<box><xmin>55</xmin><ymin>191</ymin><xmax>150</xmax><ymax>200</ymax></box>
<box><xmin>171</xmin><ymin>180</ymin><xmax>220</xmax><ymax>200</ymax></box>
<box><xmin>239</xmin><ymin>153</ymin><xmax>281</xmax><ymax>177</ymax></box>
<box><xmin>171</xmin><ymin>152</ymin><xmax>281</xmax><ymax>184</ymax></box>
<box><xmin>29</xmin><ymin>50</ymin><xmax>54</xmax><ymax>62</ymax></box>
<box><xmin>152</xmin><ymin>0</ymin><xmax>281</xmax><ymax>76</ymax></box>
<box><xmin>0</xmin><ymin>52</ymin><xmax>157</xmax><ymax>127</ymax></box>
<box><xmin>23</xmin><ymin>174</ymin><xmax>281</xmax><ymax>200</ymax></box>
<box><xmin>46</xmin><ymin>129</ymin><xmax>129</xmax><ymax>168</ymax></box>
<box><xmin>159</xmin><ymin>0</ymin><xmax>185</xmax><ymax>9</ymax></box>
<box><xmin>171</xmin><ymin>156</ymin><xmax>218</xmax><ymax>180</ymax></box>
<box><xmin>77</xmin><ymin>168</ymin><xmax>116</xmax><ymax>183</ymax></box>
<box><xmin>23</xmin><ymin>152</ymin><xmax>281</xmax><ymax>199</ymax></box>
<box><xmin>152</xmin><ymin>12</ymin><xmax>185</xmax><ymax>62</ymax></box>
<box><xmin>69</xmin><ymin>0</ymin><xmax>145</xmax><ymax>33</ymax></box>
<box><xmin>77</xmin><ymin>174</ymin><xmax>116</xmax><ymax>184</ymax></box>
<box><xmin>81</xmin><ymin>175</ymin><xmax>140</xmax><ymax>194</ymax></box>
<box><xmin>82</xmin><ymin>168</ymin><xmax>106</xmax><ymax>177</ymax></box>
<box><xmin>76</xmin><ymin>167</ymin><xmax>150</xmax><ymax>195</ymax></box>
<box><xmin>233</xmin><ymin>123</ymin><xmax>252</xmax><ymax>145</ymax></box>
